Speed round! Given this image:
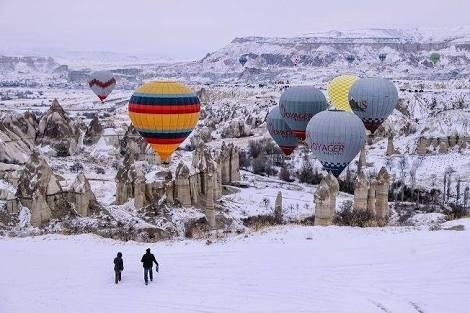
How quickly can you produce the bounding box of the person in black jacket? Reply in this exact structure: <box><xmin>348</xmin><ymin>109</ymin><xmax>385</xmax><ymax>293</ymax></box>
<box><xmin>113</xmin><ymin>252</ymin><xmax>124</xmax><ymax>284</ymax></box>
<box><xmin>141</xmin><ymin>248</ymin><xmax>159</xmax><ymax>285</ymax></box>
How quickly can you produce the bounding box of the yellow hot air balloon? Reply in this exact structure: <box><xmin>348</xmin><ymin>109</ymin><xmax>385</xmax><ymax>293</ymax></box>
<box><xmin>128</xmin><ymin>81</ymin><xmax>200</xmax><ymax>163</ymax></box>
<box><xmin>327</xmin><ymin>75</ymin><xmax>359</xmax><ymax>111</ymax></box>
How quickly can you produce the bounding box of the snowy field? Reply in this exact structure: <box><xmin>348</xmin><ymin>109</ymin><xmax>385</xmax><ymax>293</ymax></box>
<box><xmin>1</xmin><ymin>221</ymin><xmax>470</xmax><ymax>313</ymax></box>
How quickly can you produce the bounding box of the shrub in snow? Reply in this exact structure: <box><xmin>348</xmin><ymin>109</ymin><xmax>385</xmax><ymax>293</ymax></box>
<box><xmin>297</xmin><ymin>159</ymin><xmax>322</xmax><ymax>185</ymax></box>
<box><xmin>70</xmin><ymin>162</ymin><xmax>84</xmax><ymax>173</ymax></box>
<box><xmin>333</xmin><ymin>200</ymin><xmax>376</xmax><ymax>227</ymax></box>
<box><xmin>279</xmin><ymin>165</ymin><xmax>294</xmax><ymax>182</ymax></box>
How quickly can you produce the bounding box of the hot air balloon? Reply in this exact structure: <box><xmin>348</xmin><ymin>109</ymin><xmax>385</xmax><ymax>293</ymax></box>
<box><xmin>348</xmin><ymin>78</ymin><xmax>398</xmax><ymax>133</ymax></box>
<box><xmin>430</xmin><ymin>52</ymin><xmax>440</xmax><ymax>65</ymax></box>
<box><xmin>239</xmin><ymin>55</ymin><xmax>248</xmax><ymax>66</ymax></box>
<box><xmin>379</xmin><ymin>53</ymin><xmax>387</xmax><ymax>62</ymax></box>
<box><xmin>88</xmin><ymin>70</ymin><xmax>116</xmax><ymax>102</ymax></box>
<box><xmin>266</xmin><ymin>106</ymin><xmax>299</xmax><ymax>155</ymax></box>
<box><xmin>128</xmin><ymin>81</ymin><xmax>200</xmax><ymax>163</ymax></box>
<box><xmin>279</xmin><ymin>86</ymin><xmax>328</xmax><ymax>141</ymax></box>
<box><xmin>327</xmin><ymin>75</ymin><xmax>359</xmax><ymax>111</ymax></box>
<box><xmin>346</xmin><ymin>55</ymin><xmax>355</xmax><ymax>64</ymax></box>
<box><xmin>306</xmin><ymin>110</ymin><xmax>365</xmax><ymax>177</ymax></box>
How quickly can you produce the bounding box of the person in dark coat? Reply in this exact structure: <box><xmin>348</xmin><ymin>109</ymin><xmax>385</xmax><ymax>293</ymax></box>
<box><xmin>141</xmin><ymin>248</ymin><xmax>159</xmax><ymax>285</ymax></box>
<box><xmin>113</xmin><ymin>252</ymin><xmax>124</xmax><ymax>284</ymax></box>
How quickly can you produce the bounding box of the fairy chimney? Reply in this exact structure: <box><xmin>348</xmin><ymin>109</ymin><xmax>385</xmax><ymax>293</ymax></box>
<box><xmin>324</xmin><ymin>172</ymin><xmax>339</xmax><ymax>217</ymax></box>
<box><xmin>353</xmin><ymin>171</ymin><xmax>369</xmax><ymax>211</ymax></box>
<box><xmin>375</xmin><ymin>167</ymin><xmax>390</xmax><ymax>220</ymax></box>
<box><xmin>314</xmin><ymin>178</ymin><xmax>333</xmax><ymax>226</ymax></box>
<box><xmin>274</xmin><ymin>191</ymin><xmax>283</xmax><ymax>222</ymax></box>
<box><xmin>367</xmin><ymin>178</ymin><xmax>376</xmax><ymax>215</ymax></box>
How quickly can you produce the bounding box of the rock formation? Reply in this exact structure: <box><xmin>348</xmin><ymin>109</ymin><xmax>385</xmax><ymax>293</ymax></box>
<box><xmin>416</xmin><ymin>135</ymin><xmax>468</xmax><ymax>155</ymax></box>
<box><xmin>115</xmin><ymin>142</ymin><xmax>241</xmax><ymax>220</ymax></box>
<box><xmin>324</xmin><ymin>172</ymin><xmax>339</xmax><ymax>219</ymax></box>
<box><xmin>119</xmin><ymin>125</ymin><xmax>153</xmax><ymax>162</ymax></box>
<box><xmin>175</xmin><ymin>162</ymin><xmax>192</xmax><ymax>207</ymax></box>
<box><xmin>375</xmin><ymin>167</ymin><xmax>390</xmax><ymax>220</ymax></box>
<box><xmin>353</xmin><ymin>171</ymin><xmax>369</xmax><ymax>211</ymax></box>
<box><xmin>274</xmin><ymin>191</ymin><xmax>283</xmax><ymax>222</ymax></box>
<box><xmin>385</xmin><ymin>134</ymin><xmax>397</xmax><ymax>156</ymax></box>
<box><xmin>314</xmin><ymin>178</ymin><xmax>332</xmax><ymax>226</ymax></box>
<box><xmin>13</xmin><ymin>151</ymin><xmax>98</xmax><ymax>226</ymax></box>
<box><xmin>83</xmin><ymin>116</ymin><xmax>103</xmax><ymax>145</ymax></box>
<box><xmin>357</xmin><ymin>148</ymin><xmax>366</xmax><ymax>172</ymax></box>
<box><xmin>37</xmin><ymin>99</ymin><xmax>79</xmax><ymax>156</ymax></box>
<box><xmin>367</xmin><ymin>178</ymin><xmax>376</xmax><ymax>215</ymax></box>
<box><xmin>221</xmin><ymin>120</ymin><xmax>252</xmax><ymax>138</ymax></box>
<box><xmin>0</xmin><ymin>112</ymin><xmax>38</xmax><ymax>164</ymax></box>
<box><xmin>218</xmin><ymin>142</ymin><xmax>241</xmax><ymax>184</ymax></box>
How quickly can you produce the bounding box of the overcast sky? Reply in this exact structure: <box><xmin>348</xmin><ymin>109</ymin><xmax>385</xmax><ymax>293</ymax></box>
<box><xmin>0</xmin><ymin>0</ymin><xmax>468</xmax><ymax>59</ymax></box>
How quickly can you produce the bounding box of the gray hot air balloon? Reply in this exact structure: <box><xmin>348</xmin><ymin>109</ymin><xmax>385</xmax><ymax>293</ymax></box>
<box><xmin>306</xmin><ymin>110</ymin><xmax>366</xmax><ymax>177</ymax></box>
<box><xmin>348</xmin><ymin>78</ymin><xmax>398</xmax><ymax>133</ymax></box>
<box><xmin>279</xmin><ymin>86</ymin><xmax>328</xmax><ymax>140</ymax></box>
<box><xmin>266</xmin><ymin>106</ymin><xmax>299</xmax><ymax>155</ymax></box>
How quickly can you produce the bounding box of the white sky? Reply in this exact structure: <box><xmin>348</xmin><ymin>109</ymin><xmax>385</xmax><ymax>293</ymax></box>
<box><xmin>0</xmin><ymin>0</ymin><xmax>468</xmax><ymax>59</ymax></box>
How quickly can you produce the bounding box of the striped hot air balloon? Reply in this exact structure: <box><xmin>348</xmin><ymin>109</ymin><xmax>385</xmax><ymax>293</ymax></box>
<box><xmin>128</xmin><ymin>81</ymin><xmax>200</xmax><ymax>163</ymax></box>
<box><xmin>266</xmin><ymin>106</ymin><xmax>299</xmax><ymax>155</ymax></box>
<box><xmin>88</xmin><ymin>70</ymin><xmax>116</xmax><ymax>102</ymax></box>
<box><xmin>279</xmin><ymin>86</ymin><xmax>328</xmax><ymax>141</ymax></box>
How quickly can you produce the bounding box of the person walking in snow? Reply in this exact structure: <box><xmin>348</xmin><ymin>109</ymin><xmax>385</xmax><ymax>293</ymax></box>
<box><xmin>113</xmin><ymin>252</ymin><xmax>124</xmax><ymax>284</ymax></box>
<box><xmin>141</xmin><ymin>248</ymin><xmax>159</xmax><ymax>285</ymax></box>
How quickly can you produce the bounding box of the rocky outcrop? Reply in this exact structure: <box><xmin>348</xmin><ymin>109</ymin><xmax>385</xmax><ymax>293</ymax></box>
<box><xmin>314</xmin><ymin>179</ymin><xmax>331</xmax><ymax>226</ymax></box>
<box><xmin>367</xmin><ymin>179</ymin><xmax>377</xmax><ymax>214</ymax></box>
<box><xmin>353</xmin><ymin>171</ymin><xmax>369</xmax><ymax>211</ymax></box>
<box><xmin>175</xmin><ymin>163</ymin><xmax>192</xmax><ymax>207</ymax></box>
<box><xmin>324</xmin><ymin>173</ymin><xmax>339</xmax><ymax>218</ymax></box>
<box><xmin>314</xmin><ymin>174</ymin><xmax>338</xmax><ymax>226</ymax></box>
<box><xmin>115</xmin><ymin>142</ymin><xmax>241</xmax><ymax>224</ymax></box>
<box><xmin>357</xmin><ymin>148</ymin><xmax>366</xmax><ymax>172</ymax></box>
<box><xmin>13</xmin><ymin>152</ymin><xmax>98</xmax><ymax>226</ymax></box>
<box><xmin>83</xmin><ymin>116</ymin><xmax>103</xmax><ymax>145</ymax></box>
<box><xmin>375</xmin><ymin>167</ymin><xmax>390</xmax><ymax>220</ymax></box>
<box><xmin>218</xmin><ymin>142</ymin><xmax>241</xmax><ymax>184</ymax></box>
<box><xmin>119</xmin><ymin>125</ymin><xmax>155</xmax><ymax>163</ymax></box>
<box><xmin>221</xmin><ymin>120</ymin><xmax>252</xmax><ymax>138</ymax></box>
<box><xmin>37</xmin><ymin>99</ymin><xmax>79</xmax><ymax>156</ymax></box>
<box><xmin>0</xmin><ymin>112</ymin><xmax>38</xmax><ymax>164</ymax></box>
<box><xmin>274</xmin><ymin>191</ymin><xmax>283</xmax><ymax>222</ymax></box>
<box><xmin>416</xmin><ymin>135</ymin><xmax>468</xmax><ymax>155</ymax></box>
<box><xmin>386</xmin><ymin>134</ymin><xmax>397</xmax><ymax>156</ymax></box>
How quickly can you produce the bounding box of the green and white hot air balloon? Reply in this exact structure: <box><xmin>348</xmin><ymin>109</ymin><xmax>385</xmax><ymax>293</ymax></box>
<box><xmin>305</xmin><ymin>110</ymin><xmax>366</xmax><ymax>177</ymax></box>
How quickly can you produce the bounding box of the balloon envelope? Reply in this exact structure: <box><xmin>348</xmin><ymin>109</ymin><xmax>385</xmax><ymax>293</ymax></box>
<box><xmin>306</xmin><ymin>110</ymin><xmax>365</xmax><ymax>177</ymax></box>
<box><xmin>430</xmin><ymin>52</ymin><xmax>440</xmax><ymax>65</ymax></box>
<box><xmin>346</xmin><ymin>55</ymin><xmax>355</xmax><ymax>64</ymax></box>
<box><xmin>88</xmin><ymin>70</ymin><xmax>116</xmax><ymax>102</ymax></box>
<box><xmin>279</xmin><ymin>86</ymin><xmax>328</xmax><ymax>140</ymax></box>
<box><xmin>266</xmin><ymin>106</ymin><xmax>299</xmax><ymax>155</ymax></box>
<box><xmin>128</xmin><ymin>81</ymin><xmax>200</xmax><ymax>163</ymax></box>
<box><xmin>327</xmin><ymin>75</ymin><xmax>358</xmax><ymax>111</ymax></box>
<box><xmin>348</xmin><ymin>78</ymin><xmax>398</xmax><ymax>133</ymax></box>
<box><xmin>239</xmin><ymin>55</ymin><xmax>248</xmax><ymax>66</ymax></box>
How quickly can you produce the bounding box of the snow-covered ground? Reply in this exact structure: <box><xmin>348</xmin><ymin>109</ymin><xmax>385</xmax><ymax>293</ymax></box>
<box><xmin>1</xmin><ymin>221</ymin><xmax>470</xmax><ymax>313</ymax></box>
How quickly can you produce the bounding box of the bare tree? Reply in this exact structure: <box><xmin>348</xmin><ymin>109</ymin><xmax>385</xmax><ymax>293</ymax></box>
<box><xmin>398</xmin><ymin>156</ymin><xmax>407</xmax><ymax>201</ymax></box>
